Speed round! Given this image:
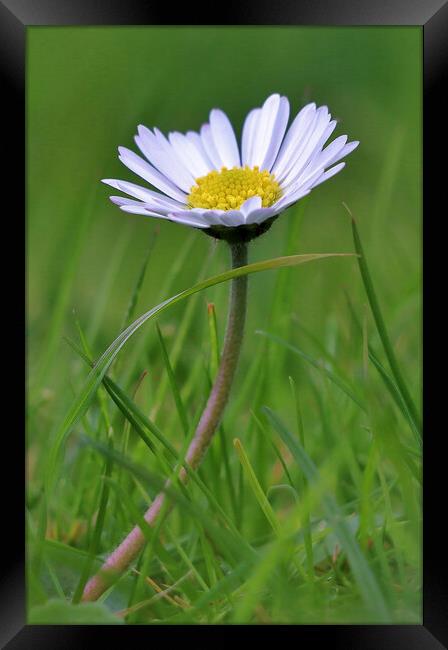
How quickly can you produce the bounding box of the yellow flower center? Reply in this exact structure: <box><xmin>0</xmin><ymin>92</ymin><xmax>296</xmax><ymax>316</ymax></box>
<box><xmin>188</xmin><ymin>165</ymin><xmax>281</xmax><ymax>211</ymax></box>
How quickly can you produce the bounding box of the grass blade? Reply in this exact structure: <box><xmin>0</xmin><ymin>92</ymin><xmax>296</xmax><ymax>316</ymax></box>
<box><xmin>345</xmin><ymin>293</ymin><xmax>421</xmax><ymax>447</ymax></box>
<box><xmin>47</xmin><ymin>252</ymin><xmax>355</xmax><ymax>490</ymax></box>
<box><xmin>347</xmin><ymin>206</ymin><xmax>421</xmax><ymax>440</ymax></box>
<box><xmin>263</xmin><ymin>406</ymin><xmax>390</xmax><ymax>622</ymax></box>
<box><xmin>64</xmin><ymin>336</ymin><xmax>255</xmax><ymax>547</ymax></box>
<box><xmin>233</xmin><ymin>438</ymin><xmax>281</xmax><ymax>536</ymax></box>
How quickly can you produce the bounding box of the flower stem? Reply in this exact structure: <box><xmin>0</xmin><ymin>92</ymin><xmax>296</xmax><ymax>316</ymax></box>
<box><xmin>82</xmin><ymin>241</ymin><xmax>248</xmax><ymax>602</ymax></box>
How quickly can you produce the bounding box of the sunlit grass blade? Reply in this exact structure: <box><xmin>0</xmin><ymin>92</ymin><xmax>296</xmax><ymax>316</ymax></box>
<box><xmin>347</xmin><ymin>206</ymin><xmax>422</xmax><ymax>439</ymax></box>
<box><xmin>47</xmin><ymin>252</ymin><xmax>355</xmax><ymax>491</ymax></box>
<box><xmin>262</xmin><ymin>406</ymin><xmax>390</xmax><ymax>622</ymax></box>
<box><xmin>233</xmin><ymin>438</ymin><xmax>281</xmax><ymax>536</ymax></box>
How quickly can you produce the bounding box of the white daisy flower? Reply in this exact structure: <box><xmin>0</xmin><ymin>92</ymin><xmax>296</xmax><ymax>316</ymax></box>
<box><xmin>103</xmin><ymin>93</ymin><xmax>359</xmax><ymax>242</ymax></box>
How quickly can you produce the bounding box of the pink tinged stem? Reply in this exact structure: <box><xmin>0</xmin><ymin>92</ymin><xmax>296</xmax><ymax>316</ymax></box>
<box><xmin>82</xmin><ymin>241</ymin><xmax>248</xmax><ymax>602</ymax></box>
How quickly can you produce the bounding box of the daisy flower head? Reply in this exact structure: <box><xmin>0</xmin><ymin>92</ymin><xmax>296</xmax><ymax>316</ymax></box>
<box><xmin>103</xmin><ymin>94</ymin><xmax>359</xmax><ymax>243</ymax></box>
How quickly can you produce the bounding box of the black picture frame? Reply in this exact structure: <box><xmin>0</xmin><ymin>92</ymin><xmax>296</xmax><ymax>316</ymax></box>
<box><xmin>5</xmin><ymin>0</ymin><xmax>446</xmax><ymax>646</ymax></box>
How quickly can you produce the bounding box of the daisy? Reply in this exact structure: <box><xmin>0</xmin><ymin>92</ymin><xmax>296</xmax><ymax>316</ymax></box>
<box><xmin>103</xmin><ymin>93</ymin><xmax>359</xmax><ymax>242</ymax></box>
<box><xmin>83</xmin><ymin>94</ymin><xmax>360</xmax><ymax>603</ymax></box>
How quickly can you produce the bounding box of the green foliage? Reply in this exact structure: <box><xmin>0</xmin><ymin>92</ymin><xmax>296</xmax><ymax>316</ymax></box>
<box><xmin>29</xmin><ymin>599</ymin><xmax>123</xmax><ymax>624</ymax></box>
<box><xmin>27</xmin><ymin>26</ymin><xmax>421</xmax><ymax>625</ymax></box>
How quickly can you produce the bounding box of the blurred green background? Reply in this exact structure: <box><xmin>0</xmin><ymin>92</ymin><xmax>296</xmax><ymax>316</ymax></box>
<box><xmin>28</xmin><ymin>27</ymin><xmax>421</xmax><ymax>392</ymax></box>
<box><xmin>27</xmin><ymin>27</ymin><xmax>421</xmax><ymax>624</ymax></box>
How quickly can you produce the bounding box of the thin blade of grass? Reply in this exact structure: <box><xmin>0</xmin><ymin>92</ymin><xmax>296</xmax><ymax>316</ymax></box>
<box><xmin>347</xmin><ymin>206</ymin><xmax>421</xmax><ymax>440</ymax></box>
<box><xmin>207</xmin><ymin>302</ymin><xmax>220</xmax><ymax>380</ymax></box>
<box><xmin>47</xmin><ymin>252</ymin><xmax>354</xmax><ymax>491</ymax></box>
<box><xmin>262</xmin><ymin>406</ymin><xmax>390</xmax><ymax>622</ymax></box>
<box><xmin>64</xmin><ymin>336</ymin><xmax>254</xmax><ymax>548</ymax></box>
<box><xmin>72</xmin><ymin>435</ymin><xmax>114</xmax><ymax>604</ymax></box>
<box><xmin>250</xmin><ymin>410</ymin><xmax>294</xmax><ymax>487</ymax></box>
<box><xmin>150</xmin><ymin>243</ymin><xmax>216</xmax><ymax>418</ymax></box>
<box><xmin>119</xmin><ymin>231</ymin><xmax>197</xmax><ymax>389</ymax></box>
<box><xmin>345</xmin><ymin>292</ymin><xmax>421</xmax><ymax>447</ymax></box>
<box><xmin>233</xmin><ymin>438</ymin><xmax>281</xmax><ymax>536</ymax></box>
<box><xmin>77</xmin><ymin>433</ymin><xmax>255</xmax><ymax>568</ymax></box>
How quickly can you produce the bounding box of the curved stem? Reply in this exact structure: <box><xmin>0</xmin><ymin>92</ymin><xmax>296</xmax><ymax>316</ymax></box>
<box><xmin>82</xmin><ymin>241</ymin><xmax>248</xmax><ymax>602</ymax></box>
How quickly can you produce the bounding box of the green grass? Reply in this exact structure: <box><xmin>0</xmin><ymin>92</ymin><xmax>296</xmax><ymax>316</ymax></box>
<box><xmin>27</xmin><ymin>26</ymin><xmax>421</xmax><ymax>624</ymax></box>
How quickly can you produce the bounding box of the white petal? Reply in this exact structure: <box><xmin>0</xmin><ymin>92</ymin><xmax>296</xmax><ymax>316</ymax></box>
<box><xmin>283</xmin><ymin>137</ymin><xmax>357</xmax><ymax>195</ymax></box>
<box><xmin>310</xmin><ymin>162</ymin><xmax>346</xmax><ymax>189</ymax></box>
<box><xmin>243</xmin><ymin>94</ymin><xmax>288</xmax><ymax>170</ymax></box>
<box><xmin>280</xmin><ymin>107</ymin><xmax>331</xmax><ymax>186</ymax></box>
<box><xmin>186</xmin><ymin>131</ymin><xmax>215</xmax><ymax>169</ymax></box>
<box><xmin>302</xmin><ymin>141</ymin><xmax>358</xmax><ymax>189</ymax></box>
<box><xmin>118</xmin><ymin>147</ymin><xmax>187</xmax><ymax>203</ymax></box>
<box><xmin>211</xmin><ymin>210</ymin><xmax>245</xmax><ymax>227</ymax></box>
<box><xmin>164</xmin><ymin>213</ymin><xmax>210</xmax><ymax>228</ymax></box>
<box><xmin>281</xmin><ymin>164</ymin><xmax>329</xmax><ymax>197</ymax></box>
<box><xmin>110</xmin><ymin>195</ymin><xmax>178</xmax><ymax>217</ymax></box>
<box><xmin>135</xmin><ymin>126</ymin><xmax>195</xmax><ymax>192</ymax></box>
<box><xmin>168</xmin><ymin>131</ymin><xmax>213</xmax><ymax>178</ymax></box>
<box><xmin>102</xmin><ymin>178</ymin><xmax>186</xmax><ymax>211</ymax></box>
<box><xmin>304</xmin><ymin>120</ymin><xmax>339</xmax><ymax>169</ymax></box>
<box><xmin>324</xmin><ymin>140</ymin><xmax>359</xmax><ymax>167</ymax></box>
<box><xmin>120</xmin><ymin>205</ymin><xmax>208</xmax><ymax>228</ymax></box>
<box><xmin>271</xmin><ymin>187</ymin><xmax>311</xmax><ymax>213</ymax></box>
<box><xmin>244</xmin><ymin>207</ymin><xmax>277</xmax><ymax>225</ymax></box>
<box><xmin>240</xmin><ymin>196</ymin><xmax>262</xmax><ymax>217</ymax></box>
<box><xmin>272</xmin><ymin>102</ymin><xmax>316</xmax><ymax>179</ymax></box>
<box><xmin>281</xmin><ymin>130</ymin><xmax>345</xmax><ymax>192</ymax></box>
<box><xmin>119</xmin><ymin>204</ymin><xmax>159</xmax><ymax>216</ymax></box>
<box><xmin>110</xmin><ymin>196</ymin><xmax>207</xmax><ymax>228</ymax></box>
<box><xmin>187</xmin><ymin>209</ymin><xmax>228</xmax><ymax>226</ymax></box>
<box><xmin>259</xmin><ymin>96</ymin><xmax>290</xmax><ymax>171</ymax></box>
<box><xmin>200</xmin><ymin>123</ymin><xmax>223</xmax><ymax>168</ymax></box>
<box><xmin>241</xmin><ymin>108</ymin><xmax>261</xmax><ymax>167</ymax></box>
<box><xmin>169</xmin><ymin>208</ymin><xmax>244</xmax><ymax>227</ymax></box>
<box><xmin>307</xmin><ymin>134</ymin><xmax>347</xmax><ymax>172</ymax></box>
<box><xmin>209</xmin><ymin>109</ymin><xmax>240</xmax><ymax>168</ymax></box>
<box><xmin>110</xmin><ymin>195</ymin><xmax>146</xmax><ymax>208</ymax></box>
<box><xmin>191</xmin><ymin>207</ymin><xmax>245</xmax><ymax>227</ymax></box>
